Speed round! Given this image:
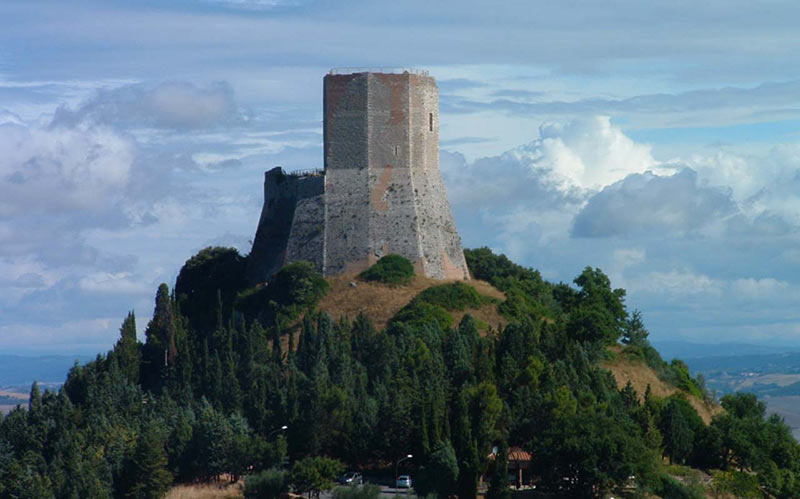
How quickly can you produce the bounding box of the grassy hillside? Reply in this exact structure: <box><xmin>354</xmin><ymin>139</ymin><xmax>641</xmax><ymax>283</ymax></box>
<box><xmin>318</xmin><ymin>273</ymin><xmax>505</xmax><ymax>332</ymax></box>
<box><xmin>321</xmin><ymin>271</ymin><xmax>718</xmax><ymax>424</ymax></box>
<box><xmin>602</xmin><ymin>347</ymin><xmax>720</xmax><ymax>424</ymax></box>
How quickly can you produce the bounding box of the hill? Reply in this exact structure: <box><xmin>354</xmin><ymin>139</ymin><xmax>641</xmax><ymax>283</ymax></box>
<box><xmin>321</xmin><ymin>271</ymin><xmax>717</xmax><ymax>424</ymax></box>
<box><xmin>1</xmin><ymin>248</ymin><xmax>797</xmax><ymax>499</ymax></box>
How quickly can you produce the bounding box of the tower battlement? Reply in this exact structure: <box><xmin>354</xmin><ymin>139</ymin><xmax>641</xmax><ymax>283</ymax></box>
<box><xmin>248</xmin><ymin>70</ymin><xmax>469</xmax><ymax>282</ymax></box>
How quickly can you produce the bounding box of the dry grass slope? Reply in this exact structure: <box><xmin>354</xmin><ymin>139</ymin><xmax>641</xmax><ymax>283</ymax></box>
<box><xmin>165</xmin><ymin>480</ymin><xmax>243</xmax><ymax>499</ymax></box>
<box><xmin>317</xmin><ymin>273</ymin><xmax>506</xmax><ymax>332</ymax></box>
<box><xmin>601</xmin><ymin>348</ymin><xmax>721</xmax><ymax>424</ymax></box>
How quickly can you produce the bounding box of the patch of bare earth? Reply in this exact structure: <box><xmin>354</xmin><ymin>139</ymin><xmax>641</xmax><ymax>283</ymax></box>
<box><xmin>601</xmin><ymin>349</ymin><xmax>720</xmax><ymax>424</ymax></box>
<box><xmin>316</xmin><ymin>273</ymin><xmax>506</xmax><ymax>332</ymax></box>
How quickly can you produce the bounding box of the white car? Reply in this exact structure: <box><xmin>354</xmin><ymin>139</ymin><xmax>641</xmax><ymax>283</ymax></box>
<box><xmin>339</xmin><ymin>472</ymin><xmax>362</xmax><ymax>485</ymax></box>
<box><xmin>396</xmin><ymin>475</ymin><xmax>412</xmax><ymax>488</ymax></box>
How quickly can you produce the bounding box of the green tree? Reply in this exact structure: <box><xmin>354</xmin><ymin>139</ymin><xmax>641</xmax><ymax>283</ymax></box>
<box><xmin>290</xmin><ymin>456</ymin><xmax>343</xmax><ymax>499</ymax></box>
<box><xmin>125</xmin><ymin>423</ymin><xmax>173</xmax><ymax>499</ymax></box>
<box><xmin>113</xmin><ymin>311</ymin><xmax>141</xmax><ymax>385</ymax></box>
<box><xmin>485</xmin><ymin>441</ymin><xmax>511</xmax><ymax>499</ymax></box>
<box><xmin>416</xmin><ymin>440</ymin><xmax>459</xmax><ymax>497</ymax></box>
<box><xmin>141</xmin><ymin>284</ymin><xmax>178</xmax><ymax>392</ymax></box>
<box><xmin>622</xmin><ymin>309</ymin><xmax>649</xmax><ymax>347</ymax></box>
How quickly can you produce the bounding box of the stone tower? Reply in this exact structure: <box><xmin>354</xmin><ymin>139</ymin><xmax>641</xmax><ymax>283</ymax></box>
<box><xmin>248</xmin><ymin>69</ymin><xmax>469</xmax><ymax>282</ymax></box>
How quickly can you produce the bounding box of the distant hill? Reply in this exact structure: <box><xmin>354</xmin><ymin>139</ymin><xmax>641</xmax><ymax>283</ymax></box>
<box><xmin>0</xmin><ymin>354</ymin><xmax>92</xmax><ymax>389</ymax></box>
<box><xmin>651</xmin><ymin>340</ymin><xmax>798</xmax><ymax>360</ymax></box>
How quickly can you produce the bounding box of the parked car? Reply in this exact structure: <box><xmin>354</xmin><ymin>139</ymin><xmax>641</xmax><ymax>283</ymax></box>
<box><xmin>339</xmin><ymin>472</ymin><xmax>363</xmax><ymax>485</ymax></box>
<box><xmin>396</xmin><ymin>475</ymin><xmax>412</xmax><ymax>488</ymax></box>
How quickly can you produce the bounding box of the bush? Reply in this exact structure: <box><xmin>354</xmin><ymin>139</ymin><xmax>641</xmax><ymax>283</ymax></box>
<box><xmin>332</xmin><ymin>483</ymin><xmax>381</xmax><ymax>499</ymax></box>
<box><xmin>416</xmin><ymin>282</ymin><xmax>485</xmax><ymax>311</ymax></box>
<box><xmin>290</xmin><ymin>456</ymin><xmax>344</xmax><ymax>497</ymax></box>
<box><xmin>245</xmin><ymin>468</ymin><xmax>288</xmax><ymax>499</ymax></box>
<box><xmin>653</xmin><ymin>474</ymin><xmax>704</xmax><ymax>499</ymax></box>
<box><xmin>359</xmin><ymin>255</ymin><xmax>415</xmax><ymax>285</ymax></box>
<box><xmin>463</xmin><ymin>247</ymin><xmax>555</xmax><ymax>321</ymax></box>
<box><xmin>271</xmin><ymin>261</ymin><xmax>329</xmax><ymax>309</ymax></box>
<box><xmin>390</xmin><ymin>301</ymin><xmax>453</xmax><ymax>331</ymax></box>
<box><xmin>236</xmin><ymin>261</ymin><xmax>329</xmax><ymax>325</ymax></box>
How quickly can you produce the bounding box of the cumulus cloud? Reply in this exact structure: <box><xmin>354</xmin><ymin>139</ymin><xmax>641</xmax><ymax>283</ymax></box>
<box><xmin>51</xmin><ymin>81</ymin><xmax>242</xmax><ymax>130</ymax></box>
<box><xmin>571</xmin><ymin>169</ymin><xmax>738</xmax><ymax>238</ymax></box>
<box><xmin>0</xmin><ymin>119</ymin><xmax>134</xmax><ymax>218</ymax></box>
<box><xmin>509</xmin><ymin>116</ymin><xmax>657</xmax><ymax>193</ymax></box>
<box><xmin>0</xmin><ymin>79</ymin><xmax>257</xmax><ymax>351</ymax></box>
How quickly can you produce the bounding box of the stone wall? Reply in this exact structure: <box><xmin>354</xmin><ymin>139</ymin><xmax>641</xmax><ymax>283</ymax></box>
<box><xmin>247</xmin><ymin>167</ymin><xmax>324</xmax><ymax>283</ymax></box>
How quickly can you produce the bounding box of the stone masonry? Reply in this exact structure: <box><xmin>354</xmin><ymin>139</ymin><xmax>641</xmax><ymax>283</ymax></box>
<box><xmin>248</xmin><ymin>69</ymin><xmax>469</xmax><ymax>282</ymax></box>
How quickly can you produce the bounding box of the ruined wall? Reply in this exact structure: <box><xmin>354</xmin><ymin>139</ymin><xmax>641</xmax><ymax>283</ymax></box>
<box><xmin>248</xmin><ymin>167</ymin><xmax>325</xmax><ymax>283</ymax></box>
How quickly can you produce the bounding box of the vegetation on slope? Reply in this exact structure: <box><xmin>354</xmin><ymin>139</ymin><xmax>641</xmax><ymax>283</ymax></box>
<box><xmin>1</xmin><ymin>246</ymin><xmax>799</xmax><ymax>498</ymax></box>
<box><xmin>357</xmin><ymin>254</ymin><xmax>415</xmax><ymax>286</ymax></box>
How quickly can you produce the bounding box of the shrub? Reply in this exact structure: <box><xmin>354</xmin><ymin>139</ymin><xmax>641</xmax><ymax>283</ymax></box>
<box><xmin>359</xmin><ymin>255</ymin><xmax>415</xmax><ymax>286</ymax></box>
<box><xmin>244</xmin><ymin>468</ymin><xmax>288</xmax><ymax>499</ymax></box>
<box><xmin>652</xmin><ymin>474</ymin><xmax>704</xmax><ymax>499</ymax></box>
<box><xmin>271</xmin><ymin>261</ymin><xmax>329</xmax><ymax>309</ymax></box>
<box><xmin>416</xmin><ymin>282</ymin><xmax>485</xmax><ymax>311</ymax></box>
<box><xmin>290</xmin><ymin>456</ymin><xmax>344</xmax><ymax>497</ymax></box>
<box><xmin>236</xmin><ymin>261</ymin><xmax>329</xmax><ymax>325</ymax></box>
<box><xmin>332</xmin><ymin>483</ymin><xmax>381</xmax><ymax>499</ymax></box>
<box><xmin>390</xmin><ymin>301</ymin><xmax>453</xmax><ymax>331</ymax></box>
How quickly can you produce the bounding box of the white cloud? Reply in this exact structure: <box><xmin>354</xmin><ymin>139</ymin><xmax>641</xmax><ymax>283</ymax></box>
<box><xmin>0</xmin><ymin>120</ymin><xmax>133</xmax><ymax>218</ymax></box>
<box><xmin>731</xmin><ymin>278</ymin><xmax>791</xmax><ymax>301</ymax></box>
<box><xmin>51</xmin><ymin>81</ymin><xmax>242</xmax><ymax>130</ymax></box>
<box><xmin>78</xmin><ymin>272</ymin><xmax>150</xmax><ymax>294</ymax></box>
<box><xmin>571</xmin><ymin>169</ymin><xmax>738</xmax><ymax>238</ymax></box>
<box><xmin>631</xmin><ymin>269</ymin><xmax>721</xmax><ymax>298</ymax></box>
<box><xmin>510</xmin><ymin>116</ymin><xmax>657</xmax><ymax>193</ymax></box>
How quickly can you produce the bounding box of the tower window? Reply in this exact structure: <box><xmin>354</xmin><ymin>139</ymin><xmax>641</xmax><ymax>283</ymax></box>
<box><xmin>394</xmin><ymin>145</ymin><xmax>398</xmax><ymax>156</ymax></box>
<box><xmin>429</xmin><ymin>113</ymin><xmax>433</xmax><ymax>131</ymax></box>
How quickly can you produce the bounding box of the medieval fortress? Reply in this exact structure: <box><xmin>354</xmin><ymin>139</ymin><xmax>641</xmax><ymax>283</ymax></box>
<box><xmin>248</xmin><ymin>69</ymin><xmax>469</xmax><ymax>282</ymax></box>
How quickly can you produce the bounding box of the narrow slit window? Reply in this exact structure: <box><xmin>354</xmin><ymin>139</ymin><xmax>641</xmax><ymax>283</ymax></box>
<box><xmin>394</xmin><ymin>145</ymin><xmax>398</xmax><ymax>156</ymax></box>
<box><xmin>429</xmin><ymin>113</ymin><xmax>433</xmax><ymax>131</ymax></box>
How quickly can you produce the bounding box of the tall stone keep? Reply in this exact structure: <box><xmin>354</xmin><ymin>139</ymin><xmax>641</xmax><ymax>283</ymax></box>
<box><xmin>248</xmin><ymin>69</ymin><xmax>469</xmax><ymax>282</ymax></box>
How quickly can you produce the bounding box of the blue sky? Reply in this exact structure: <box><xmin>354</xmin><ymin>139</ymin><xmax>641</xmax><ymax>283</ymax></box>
<box><xmin>3</xmin><ymin>0</ymin><xmax>800</xmax><ymax>354</ymax></box>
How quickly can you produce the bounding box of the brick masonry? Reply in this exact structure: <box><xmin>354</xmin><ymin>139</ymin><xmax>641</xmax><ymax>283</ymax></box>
<box><xmin>248</xmin><ymin>70</ymin><xmax>469</xmax><ymax>283</ymax></box>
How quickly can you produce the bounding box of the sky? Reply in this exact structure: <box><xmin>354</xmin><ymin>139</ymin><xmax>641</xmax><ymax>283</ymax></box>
<box><xmin>3</xmin><ymin>0</ymin><xmax>800</xmax><ymax>354</ymax></box>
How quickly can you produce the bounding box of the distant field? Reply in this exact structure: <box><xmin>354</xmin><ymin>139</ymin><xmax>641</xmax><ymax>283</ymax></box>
<box><xmin>0</xmin><ymin>389</ymin><xmax>28</xmax><ymax>414</ymax></box>
<box><xmin>736</xmin><ymin>374</ymin><xmax>800</xmax><ymax>389</ymax></box>
<box><xmin>764</xmin><ymin>396</ymin><xmax>800</xmax><ymax>441</ymax></box>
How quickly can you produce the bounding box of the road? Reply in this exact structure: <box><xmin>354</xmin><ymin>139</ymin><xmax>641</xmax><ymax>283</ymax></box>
<box><xmin>319</xmin><ymin>484</ymin><xmax>417</xmax><ymax>498</ymax></box>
